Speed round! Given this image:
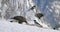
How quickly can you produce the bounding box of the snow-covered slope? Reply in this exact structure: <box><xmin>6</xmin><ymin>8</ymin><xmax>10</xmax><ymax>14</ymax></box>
<box><xmin>33</xmin><ymin>0</ymin><xmax>60</xmax><ymax>29</ymax></box>
<box><xmin>0</xmin><ymin>0</ymin><xmax>60</xmax><ymax>31</ymax></box>
<box><xmin>0</xmin><ymin>19</ymin><xmax>60</xmax><ymax>32</ymax></box>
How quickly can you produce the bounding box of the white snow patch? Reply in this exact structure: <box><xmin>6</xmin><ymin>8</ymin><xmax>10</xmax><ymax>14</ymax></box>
<box><xmin>0</xmin><ymin>19</ymin><xmax>60</xmax><ymax>32</ymax></box>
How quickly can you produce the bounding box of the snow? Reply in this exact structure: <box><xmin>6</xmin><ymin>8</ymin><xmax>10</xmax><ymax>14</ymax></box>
<box><xmin>33</xmin><ymin>0</ymin><xmax>60</xmax><ymax>29</ymax></box>
<box><xmin>0</xmin><ymin>0</ymin><xmax>60</xmax><ymax>32</ymax></box>
<box><xmin>0</xmin><ymin>19</ymin><xmax>60</xmax><ymax>32</ymax></box>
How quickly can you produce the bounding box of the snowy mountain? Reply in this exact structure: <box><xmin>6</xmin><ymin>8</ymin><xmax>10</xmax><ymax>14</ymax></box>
<box><xmin>0</xmin><ymin>0</ymin><xmax>60</xmax><ymax>32</ymax></box>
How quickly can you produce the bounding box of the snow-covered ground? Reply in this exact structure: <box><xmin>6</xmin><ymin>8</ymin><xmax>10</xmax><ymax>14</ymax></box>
<box><xmin>0</xmin><ymin>0</ymin><xmax>60</xmax><ymax>32</ymax></box>
<box><xmin>0</xmin><ymin>19</ymin><xmax>60</xmax><ymax>32</ymax></box>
